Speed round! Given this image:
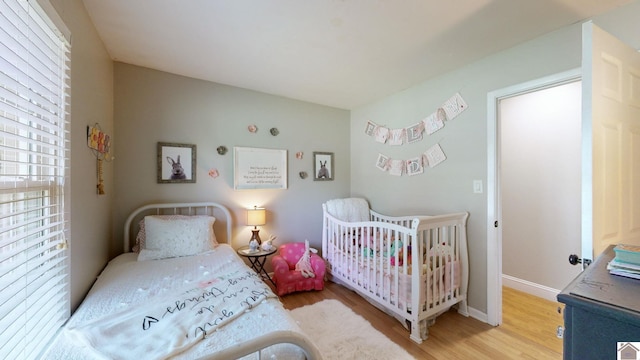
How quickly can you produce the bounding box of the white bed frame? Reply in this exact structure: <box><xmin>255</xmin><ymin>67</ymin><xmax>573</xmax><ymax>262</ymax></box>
<box><xmin>122</xmin><ymin>202</ymin><xmax>322</xmax><ymax>360</ymax></box>
<box><xmin>322</xmin><ymin>204</ymin><xmax>469</xmax><ymax>344</ymax></box>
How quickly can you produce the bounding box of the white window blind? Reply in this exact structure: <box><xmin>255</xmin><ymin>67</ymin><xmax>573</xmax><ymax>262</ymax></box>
<box><xmin>0</xmin><ymin>0</ymin><xmax>70</xmax><ymax>359</ymax></box>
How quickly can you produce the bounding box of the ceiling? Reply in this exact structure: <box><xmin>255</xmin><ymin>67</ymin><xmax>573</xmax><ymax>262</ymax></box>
<box><xmin>81</xmin><ymin>0</ymin><xmax>632</xmax><ymax>110</ymax></box>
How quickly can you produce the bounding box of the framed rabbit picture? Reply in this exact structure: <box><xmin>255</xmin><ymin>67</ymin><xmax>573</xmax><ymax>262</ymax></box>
<box><xmin>313</xmin><ymin>152</ymin><xmax>334</xmax><ymax>181</ymax></box>
<box><xmin>157</xmin><ymin>142</ymin><xmax>196</xmax><ymax>183</ymax></box>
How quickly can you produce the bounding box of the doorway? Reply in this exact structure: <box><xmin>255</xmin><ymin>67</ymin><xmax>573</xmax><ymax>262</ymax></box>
<box><xmin>486</xmin><ymin>68</ymin><xmax>581</xmax><ymax>325</ymax></box>
<box><xmin>499</xmin><ymin>80</ymin><xmax>582</xmax><ymax>298</ymax></box>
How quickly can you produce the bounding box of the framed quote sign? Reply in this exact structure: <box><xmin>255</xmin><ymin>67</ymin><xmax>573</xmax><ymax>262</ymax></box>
<box><xmin>233</xmin><ymin>147</ymin><xmax>287</xmax><ymax>190</ymax></box>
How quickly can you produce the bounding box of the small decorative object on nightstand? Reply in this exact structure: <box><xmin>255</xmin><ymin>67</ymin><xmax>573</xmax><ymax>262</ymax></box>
<box><xmin>261</xmin><ymin>235</ymin><xmax>276</xmax><ymax>251</ymax></box>
<box><xmin>237</xmin><ymin>246</ymin><xmax>276</xmax><ymax>286</ymax></box>
<box><xmin>249</xmin><ymin>238</ymin><xmax>259</xmax><ymax>252</ymax></box>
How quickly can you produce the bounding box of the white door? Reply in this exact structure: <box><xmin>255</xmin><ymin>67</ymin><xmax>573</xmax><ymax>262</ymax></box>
<box><xmin>581</xmin><ymin>21</ymin><xmax>640</xmax><ymax>263</ymax></box>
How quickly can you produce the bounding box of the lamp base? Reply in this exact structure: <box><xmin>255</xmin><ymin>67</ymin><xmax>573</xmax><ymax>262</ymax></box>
<box><xmin>250</xmin><ymin>229</ymin><xmax>262</xmax><ymax>245</ymax></box>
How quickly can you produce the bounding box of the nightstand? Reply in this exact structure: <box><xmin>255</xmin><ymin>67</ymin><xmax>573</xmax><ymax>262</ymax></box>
<box><xmin>237</xmin><ymin>246</ymin><xmax>277</xmax><ymax>286</ymax></box>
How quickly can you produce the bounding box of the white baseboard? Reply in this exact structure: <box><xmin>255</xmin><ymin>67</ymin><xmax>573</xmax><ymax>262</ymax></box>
<box><xmin>467</xmin><ymin>306</ymin><xmax>488</xmax><ymax>324</ymax></box>
<box><xmin>459</xmin><ymin>276</ymin><xmax>560</xmax><ymax>327</ymax></box>
<box><xmin>502</xmin><ymin>274</ymin><xmax>560</xmax><ymax>302</ymax></box>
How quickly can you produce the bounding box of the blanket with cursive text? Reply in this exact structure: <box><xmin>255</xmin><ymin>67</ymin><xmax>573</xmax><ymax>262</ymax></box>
<box><xmin>66</xmin><ymin>269</ymin><xmax>275</xmax><ymax>360</ymax></box>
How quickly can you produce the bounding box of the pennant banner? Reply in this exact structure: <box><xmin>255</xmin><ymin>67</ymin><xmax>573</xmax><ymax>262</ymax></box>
<box><xmin>364</xmin><ymin>93</ymin><xmax>467</xmax><ymax>145</ymax></box>
<box><xmin>375</xmin><ymin>143</ymin><xmax>447</xmax><ymax>176</ymax></box>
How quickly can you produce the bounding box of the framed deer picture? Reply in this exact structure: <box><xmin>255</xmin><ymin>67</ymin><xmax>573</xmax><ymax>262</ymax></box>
<box><xmin>313</xmin><ymin>152</ymin><xmax>334</xmax><ymax>181</ymax></box>
<box><xmin>157</xmin><ymin>142</ymin><xmax>196</xmax><ymax>183</ymax></box>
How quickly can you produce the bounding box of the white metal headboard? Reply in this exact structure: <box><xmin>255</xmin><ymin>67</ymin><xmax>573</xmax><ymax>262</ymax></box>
<box><xmin>123</xmin><ymin>202</ymin><xmax>233</xmax><ymax>253</ymax></box>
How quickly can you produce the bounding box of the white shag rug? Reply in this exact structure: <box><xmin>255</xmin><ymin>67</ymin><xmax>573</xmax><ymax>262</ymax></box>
<box><xmin>289</xmin><ymin>299</ymin><xmax>415</xmax><ymax>360</ymax></box>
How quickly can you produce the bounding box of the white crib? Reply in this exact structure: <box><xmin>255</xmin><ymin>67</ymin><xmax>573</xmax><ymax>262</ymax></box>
<box><xmin>321</xmin><ymin>199</ymin><xmax>469</xmax><ymax>344</ymax></box>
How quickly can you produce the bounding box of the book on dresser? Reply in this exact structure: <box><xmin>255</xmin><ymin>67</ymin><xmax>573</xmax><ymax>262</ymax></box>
<box><xmin>608</xmin><ymin>244</ymin><xmax>640</xmax><ymax>279</ymax></box>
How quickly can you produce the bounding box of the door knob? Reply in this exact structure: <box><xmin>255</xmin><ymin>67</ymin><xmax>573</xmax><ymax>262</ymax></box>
<box><xmin>568</xmin><ymin>254</ymin><xmax>592</xmax><ymax>267</ymax></box>
<box><xmin>568</xmin><ymin>254</ymin><xmax>581</xmax><ymax>265</ymax></box>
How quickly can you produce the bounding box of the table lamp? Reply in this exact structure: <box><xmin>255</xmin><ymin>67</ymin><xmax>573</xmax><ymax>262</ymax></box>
<box><xmin>247</xmin><ymin>206</ymin><xmax>266</xmax><ymax>245</ymax></box>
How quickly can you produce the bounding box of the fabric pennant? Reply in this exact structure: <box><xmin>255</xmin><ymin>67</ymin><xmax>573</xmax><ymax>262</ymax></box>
<box><xmin>424</xmin><ymin>143</ymin><xmax>446</xmax><ymax>168</ymax></box>
<box><xmin>406</xmin><ymin>122</ymin><xmax>424</xmax><ymax>144</ymax></box>
<box><xmin>405</xmin><ymin>157</ymin><xmax>424</xmax><ymax>176</ymax></box>
<box><xmin>376</xmin><ymin>153</ymin><xmax>390</xmax><ymax>171</ymax></box>
<box><xmin>388</xmin><ymin>129</ymin><xmax>405</xmax><ymax>146</ymax></box>
<box><xmin>441</xmin><ymin>93</ymin><xmax>468</xmax><ymax>120</ymax></box>
<box><xmin>388</xmin><ymin>159</ymin><xmax>404</xmax><ymax>176</ymax></box>
<box><xmin>423</xmin><ymin>111</ymin><xmax>445</xmax><ymax>135</ymax></box>
<box><xmin>364</xmin><ymin>120</ymin><xmax>377</xmax><ymax>136</ymax></box>
<box><xmin>374</xmin><ymin>126</ymin><xmax>390</xmax><ymax>144</ymax></box>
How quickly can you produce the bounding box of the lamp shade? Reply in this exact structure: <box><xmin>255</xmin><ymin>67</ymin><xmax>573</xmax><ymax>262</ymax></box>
<box><xmin>247</xmin><ymin>207</ymin><xmax>266</xmax><ymax>226</ymax></box>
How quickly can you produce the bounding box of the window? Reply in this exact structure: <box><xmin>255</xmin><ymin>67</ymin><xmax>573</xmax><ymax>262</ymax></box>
<box><xmin>0</xmin><ymin>0</ymin><xmax>70</xmax><ymax>359</ymax></box>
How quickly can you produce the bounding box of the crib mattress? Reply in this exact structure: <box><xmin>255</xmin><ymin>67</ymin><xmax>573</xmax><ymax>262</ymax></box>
<box><xmin>42</xmin><ymin>245</ymin><xmax>304</xmax><ymax>360</ymax></box>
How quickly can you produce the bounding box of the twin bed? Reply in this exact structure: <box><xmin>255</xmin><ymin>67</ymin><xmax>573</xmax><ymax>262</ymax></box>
<box><xmin>44</xmin><ymin>202</ymin><xmax>320</xmax><ymax>360</ymax></box>
<box><xmin>44</xmin><ymin>199</ymin><xmax>469</xmax><ymax>358</ymax></box>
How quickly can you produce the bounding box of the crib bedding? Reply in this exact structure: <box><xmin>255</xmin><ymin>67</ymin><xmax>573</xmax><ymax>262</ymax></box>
<box><xmin>43</xmin><ymin>245</ymin><xmax>305</xmax><ymax>360</ymax></box>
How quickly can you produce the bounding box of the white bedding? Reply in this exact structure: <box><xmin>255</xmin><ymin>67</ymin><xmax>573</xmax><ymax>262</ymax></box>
<box><xmin>43</xmin><ymin>245</ymin><xmax>304</xmax><ymax>360</ymax></box>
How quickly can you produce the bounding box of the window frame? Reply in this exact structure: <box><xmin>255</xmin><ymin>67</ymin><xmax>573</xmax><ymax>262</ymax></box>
<box><xmin>0</xmin><ymin>0</ymin><xmax>71</xmax><ymax>359</ymax></box>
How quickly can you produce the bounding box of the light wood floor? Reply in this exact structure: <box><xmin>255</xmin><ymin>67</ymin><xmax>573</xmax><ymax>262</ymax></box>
<box><xmin>278</xmin><ymin>282</ymin><xmax>564</xmax><ymax>360</ymax></box>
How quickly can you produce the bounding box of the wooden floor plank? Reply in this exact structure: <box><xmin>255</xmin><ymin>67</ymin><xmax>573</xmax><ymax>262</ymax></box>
<box><xmin>278</xmin><ymin>281</ymin><xmax>564</xmax><ymax>359</ymax></box>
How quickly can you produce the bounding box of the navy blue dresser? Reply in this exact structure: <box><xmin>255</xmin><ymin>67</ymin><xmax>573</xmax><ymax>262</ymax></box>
<box><xmin>557</xmin><ymin>245</ymin><xmax>640</xmax><ymax>359</ymax></box>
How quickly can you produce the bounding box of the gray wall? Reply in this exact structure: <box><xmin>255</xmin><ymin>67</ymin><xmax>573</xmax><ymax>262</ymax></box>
<box><xmin>350</xmin><ymin>1</ymin><xmax>640</xmax><ymax>314</ymax></box>
<box><xmin>50</xmin><ymin>0</ymin><xmax>114</xmax><ymax>311</ymax></box>
<box><xmin>112</xmin><ymin>63</ymin><xmax>350</xmax><ymax>259</ymax></box>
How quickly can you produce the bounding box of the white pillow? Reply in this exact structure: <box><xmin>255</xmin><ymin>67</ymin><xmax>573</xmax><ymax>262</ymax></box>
<box><xmin>137</xmin><ymin>215</ymin><xmax>217</xmax><ymax>261</ymax></box>
<box><xmin>132</xmin><ymin>214</ymin><xmax>191</xmax><ymax>253</ymax></box>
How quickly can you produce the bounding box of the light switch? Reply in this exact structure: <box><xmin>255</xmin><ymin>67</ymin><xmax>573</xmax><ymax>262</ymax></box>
<box><xmin>473</xmin><ymin>180</ymin><xmax>483</xmax><ymax>193</ymax></box>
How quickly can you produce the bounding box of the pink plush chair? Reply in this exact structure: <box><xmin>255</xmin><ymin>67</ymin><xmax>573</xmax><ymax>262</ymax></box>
<box><xmin>271</xmin><ymin>242</ymin><xmax>325</xmax><ymax>296</ymax></box>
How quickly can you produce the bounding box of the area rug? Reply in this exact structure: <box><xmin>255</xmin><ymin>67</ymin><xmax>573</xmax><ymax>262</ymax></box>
<box><xmin>289</xmin><ymin>299</ymin><xmax>414</xmax><ymax>360</ymax></box>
